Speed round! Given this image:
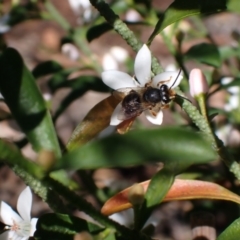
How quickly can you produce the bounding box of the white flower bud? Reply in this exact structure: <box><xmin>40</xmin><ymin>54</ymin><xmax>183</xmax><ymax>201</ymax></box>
<box><xmin>189</xmin><ymin>69</ymin><xmax>208</xmax><ymax>98</ymax></box>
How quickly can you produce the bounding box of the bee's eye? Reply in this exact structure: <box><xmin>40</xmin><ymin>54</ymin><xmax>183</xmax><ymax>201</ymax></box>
<box><xmin>159</xmin><ymin>84</ymin><xmax>168</xmax><ymax>91</ymax></box>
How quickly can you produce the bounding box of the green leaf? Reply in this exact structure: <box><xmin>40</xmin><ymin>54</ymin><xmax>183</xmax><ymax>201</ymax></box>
<box><xmin>139</xmin><ymin>168</ymin><xmax>175</xmax><ymax>228</ymax></box>
<box><xmin>0</xmin><ymin>48</ymin><xmax>61</xmax><ymax>157</ymax></box>
<box><xmin>87</xmin><ymin>23</ymin><xmax>113</xmax><ymax>42</ymax></box>
<box><xmin>184</xmin><ymin>43</ymin><xmax>221</xmax><ymax>67</ymax></box>
<box><xmin>8</xmin><ymin>3</ymin><xmax>40</xmax><ymax>26</ymax></box>
<box><xmin>145</xmin><ymin>169</ymin><xmax>175</xmax><ymax>208</ymax></box>
<box><xmin>47</xmin><ymin>70</ymin><xmax>74</xmax><ymax>92</ymax></box>
<box><xmin>219</xmin><ymin>46</ymin><xmax>240</xmax><ymax>61</ymax></box>
<box><xmin>32</xmin><ymin>61</ymin><xmax>63</xmax><ymax>79</ymax></box>
<box><xmin>217</xmin><ymin>218</ymin><xmax>240</xmax><ymax>240</ymax></box>
<box><xmin>148</xmin><ymin>0</ymin><xmax>226</xmax><ymax>44</ymax></box>
<box><xmin>35</xmin><ymin>213</ymin><xmax>104</xmax><ymax>239</ymax></box>
<box><xmin>97</xmin><ymin>229</ymin><xmax>117</xmax><ymax>240</ymax></box>
<box><xmin>227</xmin><ymin>0</ymin><xmax>240</xmax><ymax>13</ymax></box>
<box><xmin>57</xmin><ymin>127</ymin><xmax>216</xmax><ymax>171</ymax></box>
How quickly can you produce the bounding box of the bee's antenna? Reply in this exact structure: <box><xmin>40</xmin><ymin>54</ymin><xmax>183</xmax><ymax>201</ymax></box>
<box><xmin>170</xmin><ymin>69</ymin><xmax>191</xmax><ymax>103</ymax></box>
<box><xmin>170</xmin><ymin>69</ymin><xmax>182</xmax><ymax>90</ymax></box>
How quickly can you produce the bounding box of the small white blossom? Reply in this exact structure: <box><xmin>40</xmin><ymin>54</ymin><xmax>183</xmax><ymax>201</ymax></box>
<box><xmin>101</xmin><ymin>44</ymin><xmax>183</xmax><ymax>125</ymax></box>
<box><xmin>0</xmin><ymin>186</ymin><xmax>37</xmax><ymax>240</ymax></box>
<box><xmin>0</xmin><ymin>14</ymin><xmax>10</xmax><ymax>34</ymax></box>
<box><xmin>102</xmin><ymin>46</ymin><xmax>128</xmax><ymax>71</ymax></box>
<box><xmin>221</xmin><ymin>77</ymin><xmax>239</xmax><ymax>111</ymax></box>
<box><xmin>61</xmin><ymin>43</ymin><xmax>80</xmax><ymax>61</ymax></box>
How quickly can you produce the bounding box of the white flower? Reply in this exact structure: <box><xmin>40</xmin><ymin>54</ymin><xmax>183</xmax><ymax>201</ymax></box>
<box><xmin>101</xmin><ymin>44</ymin><xmax>183</xmax><ymax>125</ymax></box>
<box><xmin>68</xmin><ymin>0</ymin><xmax>92</xmax><ymax>22</ymax></box>
<box><xmin>0</xmin><ymin>186</ymin><xmax>38</xmax><ymax>240</ymax></box>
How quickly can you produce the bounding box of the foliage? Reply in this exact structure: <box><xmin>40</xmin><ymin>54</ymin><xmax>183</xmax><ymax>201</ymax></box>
<box><xmin>0</xmin><ymin>0</ymin><xmax>240</xmax><ymax>239</ymax></box>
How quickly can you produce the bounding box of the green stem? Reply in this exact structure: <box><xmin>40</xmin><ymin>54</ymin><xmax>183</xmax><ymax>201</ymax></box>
<box><xmin>89</xmin><ymin>0</ymin><xmax>164</xmax><ymax>73</ymax></box>
<box><xmin>47</xmin><ymin>178</ymin><xmax>151</xmax><ymax>240</ymax></box>
<box><xmin>176</xmin><ymin>89</ymin><xmax>240</xmax><ymax>180</ymax></box>
<box><xmin>196</xmin><ymin>94</ymin><xmax>208</xmax><ymax>121</ymax></box>
<box><xmin>9</xmin><ymin>155</ymin><xmax>149</xmax><ymax>239</ymax></box>
<box><xmin>133</xmin><ymin>205</ymin><xmax>143</xmax><ymax>231</ymax></box>
<box><xmin>12</xmin><ymin>166</ymin><xmax>68</xmax><ymax>213</ymax></box>
<box><xmin>147</xmin><ymin>20</ymin><xmax>240</xmax><ymax>180</ymax></box>
<box><xmin>44</xmin><ymin>1</ymin><xmax>71</xmax><ymax>31</ymax></box>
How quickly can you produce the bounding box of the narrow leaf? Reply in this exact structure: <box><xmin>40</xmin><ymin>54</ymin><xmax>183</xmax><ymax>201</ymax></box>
<box><xmin>148</xmin><ymin>0</ymin><xmax>226</xmax><ymax>44</ymax></box>
<box><xmin>32</xmin><ymin>61</ymin><xmax>63</xmax><ymax>79</ymax></box>
<box><xmin>139</xmin><ymin>168</ymin><xmax>175</xmax><ymax>228</ymax></box>
<box><xmin>145</xmin><ymin>169</ymin><xmax>175</xmax><ymax>208</ymax></box>
<box><xmin>87</xmin><ymin>23</ymin><xmax>113</xmax><ymax>42</ymax></box>
<box><xmin>66</xmin><ymin>95</ymin><xmax>119</xmax><ymax>151</ymax></box>
<box><xmin>217</xmin><ymin>218</ymin><xmax>240</xmax><ymax>240</ymax></box>
<box><xmin>101</xmin><ymin>179</ymin><xmax>240</xmax><ymax>215</ymax></box>
<box><xmin>0</xmin><ymin>48</ymin><xmax>61</xmax><ymax>157</ymax></box>
<box><xmin>59</xmin><ymin>127</ymin><xmax>216</xmax><ymax>169</ymax></box>
<box><xmin>35</xmin><ymin>213</ymin><xmax>104</xmax><ymax>239</ymax></box>
<box><xmin>184</xmin><ymin>43</ymin><xmax>221</xmax><ymax>67</ymax></box>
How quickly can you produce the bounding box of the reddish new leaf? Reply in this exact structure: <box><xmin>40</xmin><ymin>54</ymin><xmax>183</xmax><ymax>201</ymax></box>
<box><xmin>101</xmin><ymin>179</ymin><xmax>240</xmax><ymax>216</ymax></box>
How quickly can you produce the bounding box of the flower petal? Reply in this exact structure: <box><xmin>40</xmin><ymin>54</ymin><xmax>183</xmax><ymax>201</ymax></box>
<box><xmin>134</xmin><ymin>44</ymin><xmax>151</xmax><ymax>86</ymax></box>
<box><xmin>0</xmin><ymin>201</ymin><xmax>22</xmax><ymax>225</ymax></box>
<box><xmin>110</xmin><ymin>102</ymin><xmax>124</xmax><ymax>126</ymax></box>
<box><xmin>30</xmin><ymin>218</ymin><xmax>38</xmax><ymax>236</ymax></box>
<box><xmin>9</xmin><ymin>231</ymin><xmax>25</xmax><ymax>240</ymax></box>
<box><xmin>144</xmin><ymin>110</ymin><xmax>163</xmax><ymax>125</ymax></box>
<box><xmin>0</xmin><ymin>231</ymin><xmax>9</xmax><ymax>240</ymax></box>
<box><xmin>102</xmin><ymin>71</ymin><xmax>137</xmax><ymax>90</ymax></box>
<box><xmin>152</xmin><ymin>71</ymin><xmax>183</xmax><ymax>89</ymax></box>
<box><xmin>17</xmin><ymin>187</ymin><xmax>32</xmax><ymax>222</ymax></box>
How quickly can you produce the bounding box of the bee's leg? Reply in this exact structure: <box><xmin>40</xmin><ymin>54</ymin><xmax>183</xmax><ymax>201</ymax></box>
<box><xmin>150</xmin><ymin>104</ymin><xmax>161</xmax><ymax>116</ymax></box>
<box><xmin>161</xmin><ymin>104</ymin><xmax>170</xmax><ymax>109</ymax></box>
<box><xmin>145</xmin><ymin>82</ymin><xmax>152</xmax><ymax>88</ymax></box>
<box><xmin>157</xmin><ymin>78</ymin><xmax>172</xmax><ymax>87</ymax></box>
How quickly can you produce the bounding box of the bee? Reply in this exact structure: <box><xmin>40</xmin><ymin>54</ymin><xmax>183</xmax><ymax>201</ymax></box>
<box><xmin>113</xmin><ymin>71</ymin><xmax>188</xmax><ymax>121</ymax></box>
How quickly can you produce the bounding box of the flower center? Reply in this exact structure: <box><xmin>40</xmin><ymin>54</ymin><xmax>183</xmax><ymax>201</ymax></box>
<box><xmin>10</xmin><ymin>219</ymin><xmax>31</xmax><ymax>237</ymax></box>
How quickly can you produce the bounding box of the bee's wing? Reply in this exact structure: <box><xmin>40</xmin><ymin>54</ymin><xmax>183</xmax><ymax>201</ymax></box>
<box><xmin>112</xmin><ymin>87</ymin><xmax>145</xmax><ymax>100</ymax></box>
<box><xmin>117</xmin><ymin>101</ymin><xmax>152</xmax><ymax>121</ymax></box>
<box><xmin>119</xmin><ymin>101</ymin><xmax>164</xmax><ymax>121</ymax></box>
